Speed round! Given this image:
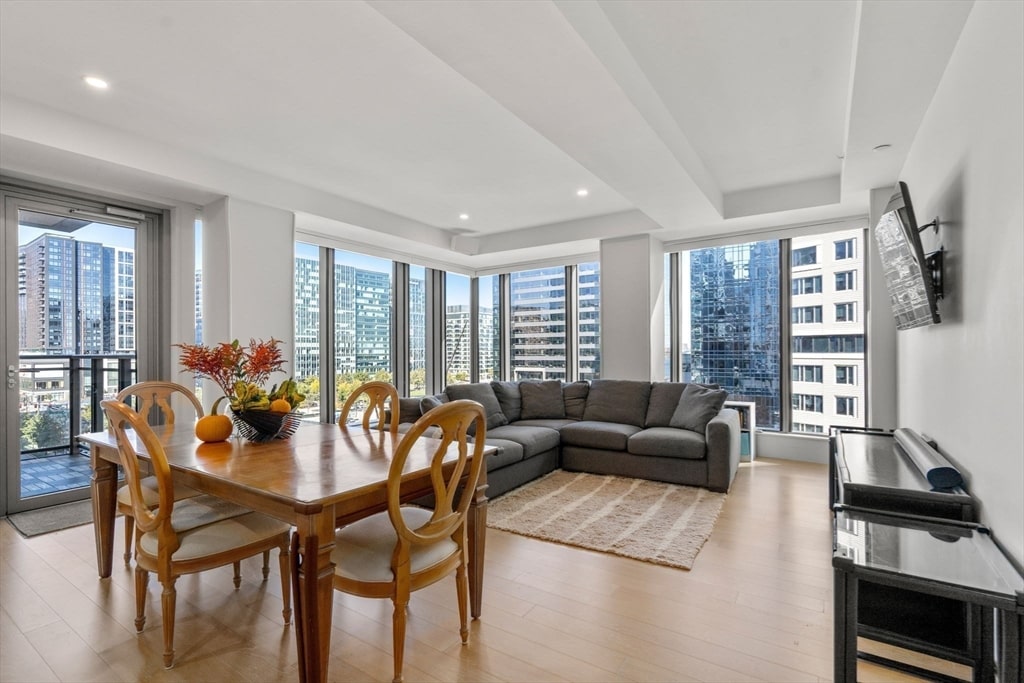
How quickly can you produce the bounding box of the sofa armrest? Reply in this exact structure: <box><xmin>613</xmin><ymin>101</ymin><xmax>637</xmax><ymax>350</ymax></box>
<box><xmin>705</xmin><ymin>407</ymin><xmax>740</xmax><ymax>492</ymax></box>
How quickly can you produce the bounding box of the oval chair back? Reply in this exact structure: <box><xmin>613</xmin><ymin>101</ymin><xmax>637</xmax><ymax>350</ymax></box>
<box><xmin>101</xmin><ymin>399</ymin><xmax>175</xmax><ymax>538</ymax></box>
<box><xmin>387</xmin><ymin>399</ymin><xmax>487</xmax><ymax>547</ymax></box>
<box><xmin>116</xmin><ymin>380</ymin><xmax>203</xmax><ymax>427</ymax></box>
<box><xmin>338</xmin><ymin>380</ymin><xmax>400</xmax><ymax>436</ymax></box>
<box><xmin>111</xmin><ymin>381</ymin><xmax>203</xmax><ymax>565</ymax></box>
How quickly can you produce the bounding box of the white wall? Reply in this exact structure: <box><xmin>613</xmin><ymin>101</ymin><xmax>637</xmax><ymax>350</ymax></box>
<box><xmin>201</xmin><ymin>197</ymin><xmax>296</xmax><ymax>406</ymax></box>
<box><xmin>599</xmin><ymin>233</ymin><xmax>664</xmax><ymax>380</ymax></box>
<box><xmin>896</xmin><ymin>0</ymin><xmax>1023</xmax><ymax>561</ymax></box>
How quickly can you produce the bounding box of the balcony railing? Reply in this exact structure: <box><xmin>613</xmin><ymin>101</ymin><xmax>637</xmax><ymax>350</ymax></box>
<box><xmin>19</xmin><ymin>353</ymin><xmax>136</xmax><ymax>464</ymax></box>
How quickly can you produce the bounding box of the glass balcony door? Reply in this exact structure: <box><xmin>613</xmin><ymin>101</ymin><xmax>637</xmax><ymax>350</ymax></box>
<box><xmin>2</xmin><ymin>190</ymin><xmax>142</xmax><ymax>513</ymax></box>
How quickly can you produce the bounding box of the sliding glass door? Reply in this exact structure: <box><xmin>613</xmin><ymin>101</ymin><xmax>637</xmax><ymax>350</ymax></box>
<box><xmin>2</xmin><ymin>184</ymin><xmax>163</xmax><ymax>513</ymax></box>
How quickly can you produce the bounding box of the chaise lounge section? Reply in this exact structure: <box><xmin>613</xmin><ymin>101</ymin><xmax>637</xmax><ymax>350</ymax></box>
<box><xmin>393</xmin><ymin>378</ymin><xmax>741</xmax><ymax>499</ymax></box>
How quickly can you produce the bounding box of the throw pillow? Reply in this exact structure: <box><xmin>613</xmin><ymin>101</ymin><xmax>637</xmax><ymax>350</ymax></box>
<box><xmin>445</xmin><ymin>383</ymin><xmax>509</xmax><ymax>430</ymax></box>
<box><xmin>669</xmin><ymin>383</ymin><xmax>729</xmax><ymax>433</ymax></box>
<box><xmin>561</xmin><ymin>381</ymin><xmax>590</xmax><ymax>420</ymax></box>
<box><xmin>582</xmin><ymin>379</ymin><xmax>652</xmax><ymax>426</ymax></box>
<box><xmin>645</xmin><ymin>382</ymin><xmax>720</xmax><ymax>427</ymax></box>
<box><xmin>519</xmin><ymin>380</ymin><xmax>566</xmax><ymax>420</ymax></box>
<box><xmin>419</xmin><ymin>393</ymin><xmax>449</xmax><ymax>414</ymax></box>
<box><xmin>490</xmin><ymin>380</ymin><xmax>522</xmax><ymax>422</ymax></box>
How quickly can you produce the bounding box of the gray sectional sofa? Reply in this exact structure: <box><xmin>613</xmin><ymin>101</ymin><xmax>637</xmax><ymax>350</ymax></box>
<box><xmin>394</xmin><ymin>379</ymin><xmax>741</xmax><ymax>499</ymax></box>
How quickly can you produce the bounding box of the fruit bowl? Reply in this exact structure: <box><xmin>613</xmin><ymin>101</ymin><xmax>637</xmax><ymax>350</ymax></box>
<box><xmin>231</xmin><ymin>409</ymin><xmax>301</xmax><ymax>443</ymax></box>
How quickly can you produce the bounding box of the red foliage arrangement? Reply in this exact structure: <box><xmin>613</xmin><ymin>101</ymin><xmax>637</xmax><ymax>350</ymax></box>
<box><xmin>175</xmin><ymin>338</ymin><xmax>285</xmax><ymax>399</ymax></box>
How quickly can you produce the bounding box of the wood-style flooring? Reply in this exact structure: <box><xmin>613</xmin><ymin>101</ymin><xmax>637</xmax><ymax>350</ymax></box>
<box><xmin>1</xmin><ymin>458</ymin><xmax>963</xmax><ymax>682</ymax></box>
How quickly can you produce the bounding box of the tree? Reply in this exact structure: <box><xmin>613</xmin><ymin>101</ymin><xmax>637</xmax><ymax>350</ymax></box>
<box><xmin>21</xmin><ymin>407</ymin><xmax>71</xmax><ymax>450</ymax></box>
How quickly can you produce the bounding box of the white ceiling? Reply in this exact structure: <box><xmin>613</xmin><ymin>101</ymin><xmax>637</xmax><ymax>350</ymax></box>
<box><xmin>0</xmin><ymin>0</ymin><xmax>974</xmax><ymax>269</ymax></box>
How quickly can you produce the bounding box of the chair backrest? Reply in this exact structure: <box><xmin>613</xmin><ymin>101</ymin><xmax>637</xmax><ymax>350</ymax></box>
<box><xmin>338</xmin><ymin>381</ymin><xmax>400</xmax><ymax>435</ymax></box>
<box><xmin>386</xmin><ymin>399</ymin><xmax>486</xmax><ymax>546</ymax></box>
<box><xmin>101</xmin><ymin>399</ymin><xmax>174</xmax><ymax>537</ymax></box>
<box><xmin>116</xmin><ymin>380</ymin><xmax>203</xmax><ymax>426</ymax></box>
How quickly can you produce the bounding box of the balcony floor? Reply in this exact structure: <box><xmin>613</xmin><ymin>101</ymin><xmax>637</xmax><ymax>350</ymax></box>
<box><xmin>20</xmin><ymin>451</ymin><xmax>93</xmax><ymax>498</ymax></box>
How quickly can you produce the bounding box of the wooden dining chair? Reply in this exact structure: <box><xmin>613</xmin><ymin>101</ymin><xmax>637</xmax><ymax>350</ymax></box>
<box><xmin>114</xmin><ymin>381</ymin><xmax>203</xmax><ymax>566</ymax></box>
<box><xmin>338</xmin><ymin>380</ymin><xmax>400</xmax><ymax>435</ymax></box>
<box><xmin>101</xmin><ymin>399</ymin><xmax>292</xmax><ymax>669</ymax></box>
<box><xmin>330</xmin><ymin>399</ymin><xmax>486</xmax><ymax>683</ymax></box>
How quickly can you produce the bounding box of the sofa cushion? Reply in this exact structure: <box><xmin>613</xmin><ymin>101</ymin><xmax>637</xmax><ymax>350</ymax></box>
<box><xmin>445</xmin><ymin>383</ymin><xmax>508</xmax><ymax>431</ymax></box>
<box><xmin>669</xmin><ymin>384</ymin><xmax>729</xmax><ymax>433</ymax></box>
<box><xmin>490</xmin><ymin>381</ymin><xmax>522</xmax><ymax>422</ymax></box>
<box><xmin>562</xmin><ymin>381</ymin><xmax>590</xmax><ymax>420</ymax></box>
<box><xmin>519</xmin><ymin>380</ymin><xmax>566</xmax><ymax>420</ymax></box>
<box><xmin>484</xmin><ymin>424</ymin><xmax>561</xmax><ymax>458</ymax></box>
<box><xmin>582</xmin><ymin>380</ymin><xmax>652</xmax><ymax>427</ymax></box>
<box><xmin>481</xmin><ymin>438</ymin><xmax>525</xmax><ymax>470</ymax></box>
<box><xmin>560</xmin><ymin>421</ymin><xmax>642</xmax><ymax>451</ymax></box>
<box><xmin>398</xmin><ymin>397</ymin><xmax>422</xmax><ymax>423</ymax></box>
<box><xmin>511</xmin><ymin>418</ymin><xmax>578</xmax><ymax>430</ymax></box>
<box><xmin>628</xmin><ymin>427</ymin><xmax>707</xmax><ymax>460</ymax></box>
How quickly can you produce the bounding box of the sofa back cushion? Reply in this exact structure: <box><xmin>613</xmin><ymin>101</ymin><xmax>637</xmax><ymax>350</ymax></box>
<box><xmin>582</xmin><ymin>380</ymin><xmax>652</xmax><ymax>427</ymax></box>
<box><xmin>446</xmin><ymin>383</ymin><xmax>509</xmax><ymax>431</ymax></box>
<box><xmin>669</xmin><ymin>384</ymin><xmax>729</xmax><ymax>433</ymax></box>
<box><xmin>490</xmin><ymin>381</ymin><xmax>522</xmax><ymax>422</ymax></box>
<box><xmin>561</xmin><ymin>381</ymin><xmax>590</xmax><ymax>420</ymax></box>
<box><xmin>519</xmin><ymin>380</ymin><xmax>566</xmax><ymax>420</ymax></box>
<box><xmin>397</xmin><ymin>397</ymin><xmax>423</xmax><ymax>424</ymax></box>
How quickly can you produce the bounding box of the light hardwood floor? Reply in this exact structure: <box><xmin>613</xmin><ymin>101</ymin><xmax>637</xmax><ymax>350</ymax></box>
<box><xmin>1</xmin><ymin>458</ymin><xmax>957</xmax><ymax>682</ymax></box>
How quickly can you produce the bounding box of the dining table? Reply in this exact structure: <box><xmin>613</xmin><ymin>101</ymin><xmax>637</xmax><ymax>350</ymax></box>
<box><xmin>79</xmin><ymin>420</ymin><xmax>492</xmax><ymax>683</ymax></box>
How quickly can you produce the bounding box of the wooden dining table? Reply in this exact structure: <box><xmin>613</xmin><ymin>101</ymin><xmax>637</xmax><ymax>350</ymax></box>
<box><xmin>79</xmin><ymin>420</ymin><xmax>492</xmax><ymax>683</ymax></box>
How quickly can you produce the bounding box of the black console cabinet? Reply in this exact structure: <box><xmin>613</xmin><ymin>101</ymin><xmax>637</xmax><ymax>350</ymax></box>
<box><xmin>829</xmin><ymin>428</ymin><xmax>1013</xmax><ymax>681</ymax></box>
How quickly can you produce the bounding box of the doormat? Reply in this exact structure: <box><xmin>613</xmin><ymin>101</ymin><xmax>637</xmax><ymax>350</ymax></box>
<box><xmin>6</xmin><ymin>499</ymin><xmax>94</xmax><ymax>537</ymax></box>
<box><xmin>487</xmin><ymin>470</ymin><xmax>726</xmax><ymax>570</ymax></box>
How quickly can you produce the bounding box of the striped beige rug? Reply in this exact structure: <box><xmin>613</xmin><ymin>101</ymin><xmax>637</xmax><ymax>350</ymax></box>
<box><xmin>487</xmin><ymin>469</ymin><xmax>726</xmax><ymax>570</ymax></box>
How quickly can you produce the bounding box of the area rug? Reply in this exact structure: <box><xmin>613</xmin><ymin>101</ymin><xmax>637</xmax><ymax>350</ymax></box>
<box><xmin>487</xmin><ymin>470</ymin><xmax>726</xmax><ymax>570</ymax></box>
<box><xmin>6</xmin><ymin>499</ymin><xmax>94</xmax><ymax>537</ymax></box>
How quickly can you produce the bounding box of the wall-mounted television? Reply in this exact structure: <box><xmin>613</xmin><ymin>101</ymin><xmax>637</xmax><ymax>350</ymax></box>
<box><xmin>873</xmin><ymin>181</ymin><xmax>942</xmax><ymax>330</ymax></box>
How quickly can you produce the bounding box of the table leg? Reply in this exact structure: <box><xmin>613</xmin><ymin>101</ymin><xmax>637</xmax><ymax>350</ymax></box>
<box><xmin>467</xmin><ymin>469</ymin><xmax>488</xmax><ymax>619</ymax></box>
<box><xmin>90</xmin><ymin>445</ymin><xmax>118</xmax><ymax>578</ymax></box>
<box><xmin>294</xmin><ymin>511</ymin><xmax>336</xmax><ymax>683</ymax></box>
<box><xmin>834</xmin><ymin>567</ymin><xmax>858</xmax><ymax>683</ymax></box>
<box><xmin>999</xmin><ymin>609</ymin><xmax>1021</xmax><ymax>683</ymax></box>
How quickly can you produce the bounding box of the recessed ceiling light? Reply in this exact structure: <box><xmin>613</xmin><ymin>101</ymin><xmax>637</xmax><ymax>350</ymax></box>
<box><xmin>83</xmin><ymin>75</ymin><xmax>109</xmax><ymax>89</ymax></box>
<box><xmin>459</xmin><ymin>213</ymin><xmax>469</xmax><ymax>221</ymax></box>
<box><xmin>872</xmin><ymin>144</ymin><xmax>892</xmax><ymax>152</ymax></box>
<box><xmin>576</xmin><ymin>188</ymin><xmax>589</xmax><ymax>197</ymax></box>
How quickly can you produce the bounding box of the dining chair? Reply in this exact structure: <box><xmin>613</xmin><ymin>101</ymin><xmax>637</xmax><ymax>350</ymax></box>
<box><xmin>101</xmin><ymin>399</ymin><xmax>292</xmax><ymax>668</ymax></box>
<box><xmin>114</xmin><ymin>381</ymin><xmax>203</xmax><ymax>566</ymax></box>
<box><xmin>338</xmin><ymin>380</ymin><xmax>400</xmax><ymax>435</ymax></box>
<box><xmin>329</xmin><ymin>399</ymin><xmax>486</xmax><ymax>683</ymax></box>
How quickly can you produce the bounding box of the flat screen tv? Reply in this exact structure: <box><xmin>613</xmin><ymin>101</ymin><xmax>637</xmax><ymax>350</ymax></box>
<box><xmin>873</xmin><ymin>181</ymin><xmax>942</xmax><ymax>330</ymax></box>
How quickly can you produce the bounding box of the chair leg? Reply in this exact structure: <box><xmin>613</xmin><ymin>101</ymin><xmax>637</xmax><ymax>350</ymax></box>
<box><xmin>123</xmin><ymin>516</ymin><xmax>134</xmax><ymax>566</ymax></box>
<box><xmin>134</xmin><ymin>566</ymin><xmax>148</xmax><ymax>632</ymax></box>
<box><xmin>456</xmin><ymin>563</ymin><xmax>469</xmax><ymax>644</ymax></box>
<box><xmin>233</xmin><ymin>561</ymin><xmax>241</xmax><ymax>589</ymax></box>
<box><xmin>392</xmin><ymin>591</ymin><xmax>409</xmax><ymax>683</ymax></box>
<box><xmin>262</xmin><ymin>549</ymin><xmax>271</xmax><ymax>581</ymax></box>
<box><xmin>160</xmin><ymin>576</ymin><xmax>178</xmax><ymax>668</ymax></box>
<box><xmin>278</xmin><ymin>542</ymin><xmax>292</xmax><ymax>624</ymax></box>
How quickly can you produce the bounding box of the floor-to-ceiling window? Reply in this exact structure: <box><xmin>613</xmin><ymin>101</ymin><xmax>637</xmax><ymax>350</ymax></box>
<box><xmin>478</xmin><ymin>275</ymin><xmax>499</xmax><ymax>381</ymax></box>
<box><xmin>509</xmin><ymin>266</ymin><xmax>567</xmax><ymax>381</ymax></box>
<box><xmin>577</xmin><ymin>261</ymin><xmax>601</xmax><ymax>380</ymax></box>
<box><xmin>445</xmin><ymin>272</ymin><xmax>471</xmax><ymax>385</ymax></box>
<box><xmin>669</xmin><ymin>226</ymin><xmax>866</xmax><ymax>432</ymax></box>
<box><xmin>293</xmin><ymin>242</ymin><xmax>322</xmax><ymax>419</ymax></box>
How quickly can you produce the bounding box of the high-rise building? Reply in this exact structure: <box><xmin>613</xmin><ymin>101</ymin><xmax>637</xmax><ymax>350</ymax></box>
<box><xmin>789</xmin><ymin>229</ymin><xmax>865</xmax><ymax>433</ymax></box>
<box><xmin>444</xmin><ymin>304</ymin><xmax>496</xmax><ymax>381</ymax></box>
<box><xmin>18</xmin><ymin>234</ymin><xmax>133</xmax><ymax>355</ymax></box>
<box><xmin>689</xmin><ymin>242</ymin><xmax>782</xmax><ymax>429</ymax></box>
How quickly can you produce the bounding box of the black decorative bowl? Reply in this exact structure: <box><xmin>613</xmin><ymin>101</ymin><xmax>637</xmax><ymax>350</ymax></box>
<box><xmin>231</xmin><ymin>409</ymin><xmax>301</xmax><ymax>443</ymax></box>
